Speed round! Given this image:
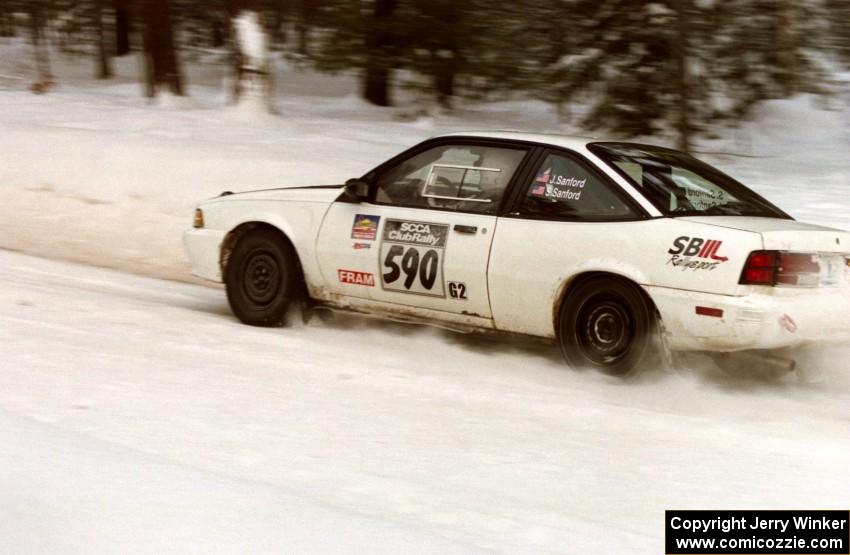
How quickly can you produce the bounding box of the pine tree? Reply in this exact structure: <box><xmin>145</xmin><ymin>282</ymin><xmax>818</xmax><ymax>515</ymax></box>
<box><xmin>826</xmin><ymin>0</ymin><xmax>850</xmax><ymax>66</ymax></box>
<box><xmin>310</xmin><ymin>0</ymin><xmax>403</xmax><ymax>106</ymax></box>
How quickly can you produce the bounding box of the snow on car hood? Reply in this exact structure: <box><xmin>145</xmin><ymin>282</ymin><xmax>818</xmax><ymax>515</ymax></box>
<box><xmin>679</xmin><ymin>216</ymin><xmax>850</xmax><ymax>253</ymax></box>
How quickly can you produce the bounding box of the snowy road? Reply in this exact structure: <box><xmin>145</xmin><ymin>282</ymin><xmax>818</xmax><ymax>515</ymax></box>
<box><xmin>1</xmin><ymin>249</ymin><xmax>849</xmax><ymax>553</ymax></box>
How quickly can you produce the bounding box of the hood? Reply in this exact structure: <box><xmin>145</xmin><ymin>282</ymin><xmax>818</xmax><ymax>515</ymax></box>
<box><xmin>209</xmin><ymin>184</ymin><xmax>344</xmax><ymax>204</ymax></box>
<box><xmin>679</xmin><ymin>216</ymin><xmax>850</xmax><ymax>253</ymax></box>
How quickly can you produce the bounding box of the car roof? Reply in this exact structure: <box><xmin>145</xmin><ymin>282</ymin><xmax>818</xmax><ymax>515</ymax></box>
<box><xmin>436</xmin><ymin>130</ymin><xmax>600</xmax><ymax>151</ymax></box>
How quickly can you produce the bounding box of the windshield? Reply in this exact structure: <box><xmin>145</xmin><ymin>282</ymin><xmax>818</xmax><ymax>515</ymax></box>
<box><xmin>588</xmin><ymin>142</ymin><xmax>791</xmax><ymax>219</ymax></box>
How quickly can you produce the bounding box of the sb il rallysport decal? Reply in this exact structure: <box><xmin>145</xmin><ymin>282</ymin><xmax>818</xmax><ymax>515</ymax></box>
<box><xmin>667</xmin><ymin>236</ymin><xmax>729</xmax><ymax>271</ymax></box>
<box><xmin>338</xmin><ymin>269</ymin><xmax>375</xmax><ymax>286</ymax></box>
<box><xmin>351</xmin><ymin>214</ymin><xmax>380</xmax><ymax>241</ymax></box>
<box><xmin>380</xmin><ymin>219</ymin><xmax>448</xmax><ymax>297</ymax></box>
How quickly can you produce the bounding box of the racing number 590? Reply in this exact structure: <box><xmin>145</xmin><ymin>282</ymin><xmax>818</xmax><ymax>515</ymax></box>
<box><xmin>383</xmin><ymin>245</ymin><xmax>439</xmax><ymax>290</ymax></box>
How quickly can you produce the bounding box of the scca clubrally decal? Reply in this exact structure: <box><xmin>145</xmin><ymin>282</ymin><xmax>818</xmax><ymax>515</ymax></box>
<box><xmin>380</xmin><ymin>219</ymin><xmax>449</xmax><ymax>297</ymax></box>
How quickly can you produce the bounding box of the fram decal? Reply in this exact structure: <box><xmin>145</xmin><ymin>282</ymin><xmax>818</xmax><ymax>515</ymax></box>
<box><xmin>352</xmin><ymin>242</ymin><xmax>371</xmax><ymax>250</ymax></box>
<box><xmin>667</xmin><ymin>236</ymin><xmax>729</xmax><ymax>271</ymax></box>
<box><xmin>351</xmin><ymin>214</ymin><xmax>380</xmax><ymax>241</ymax></box>
<box><xmin>338</xmin><ymin>269</ymin><xmax>375</xmax><ymax>286</ymax></box>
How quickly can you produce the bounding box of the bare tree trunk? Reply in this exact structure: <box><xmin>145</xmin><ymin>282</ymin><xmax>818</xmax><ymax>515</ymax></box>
<box><xmin>363</xmin><ymin>0</ymin><xmax>395</xmax><ymax>106</ymax></box>
<box><xmin>0</xmin><ymin>1</ymin><xmax>15</xmax><ymax>37</ymax></box>
<box><xmin>432</xmin><ymin>49</ymin><xmax>456</xmax><ymax>110</ymax></box>
<box><xmin>140</xmin><ymin>0</ymin><xmax>183</xmax><ymax>96</ymax></box>
<box><xmin>776</xmin><ymin>1</ymin><xmax>797</xmax><ymax>96</ymax></box>
<box><xmin>211</xmin><ymin>17</ymin><xmax>226</xmax><ymax>48</ymax></box>
<box><xmin>28</xmin><ymin>1</ymin><xmax>54</xmax><ymax>93</ymax></box>
<box><xmin>675</xmin><ymin>0</ymin><xmax>691</xmax><ymax>153</ymax></box>
<box><xmin>294</xmin><ymin>0</ymin><xmax>316</xmax><ymax>56</ymax></box>
<box><xmin>114</xmin><ymin>0</ymin><xmax>131</xmax><ymax>56</ymax></box>
<box><xmin>95</xmin><ymin>0</ymin><xmax>112</xmax><ymax>79</ymax></box>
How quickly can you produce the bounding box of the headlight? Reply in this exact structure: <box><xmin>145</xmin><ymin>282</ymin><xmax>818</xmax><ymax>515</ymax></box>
<box><xmin>193</xmin><ymin>208</ymin><xmax>204</xmax><ymax>228</ymax></box>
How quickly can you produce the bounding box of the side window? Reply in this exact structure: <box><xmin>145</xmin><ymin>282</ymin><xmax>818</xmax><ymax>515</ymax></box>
<box><xmin>375</xmin><ymin>144</ymin><xmax>527</xmax><ymax>214</ymax></box>
<box><xmin>519</xmin><ymin>152</ymin><xmax>639</xmax><ymax>220</ymax></box>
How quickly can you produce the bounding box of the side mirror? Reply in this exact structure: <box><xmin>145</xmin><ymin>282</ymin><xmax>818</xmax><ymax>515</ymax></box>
<box><xmin>344</xmin><ymin>178</ymin><xmax>370</xmax><ymax>202</ymax></box>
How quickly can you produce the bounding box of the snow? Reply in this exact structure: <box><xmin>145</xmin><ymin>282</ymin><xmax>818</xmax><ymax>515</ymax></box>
<box><xmin>0</xmin><ymin>252</ymin><xmax>850</xmax><ymax>553</ymax></box>
<box><xmin>2</xmin><ymin>250</ymin><xmax>849</xmax><ymax>553</ymax></box>
<box><xmin>1</xmin><ymin>42</ymin><xmax>849</xmax><ymax>553</ymax></box>
<box><xmin>0</xmin><ymin>401</ymin><xmax>478</xmax><ymax>555</ymax></box>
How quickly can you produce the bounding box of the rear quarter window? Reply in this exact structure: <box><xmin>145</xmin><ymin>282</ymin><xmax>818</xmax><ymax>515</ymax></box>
<box><xmin>519</xmin><ymin>152</ymin><xmax>641</xmax><ymax>221</ymax></box>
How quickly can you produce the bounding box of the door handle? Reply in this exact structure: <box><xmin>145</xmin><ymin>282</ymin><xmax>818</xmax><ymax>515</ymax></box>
<box><xmin>453</xmin><ymin>224</ymin><xmax>478</xmax><ymax>234</ymax></box>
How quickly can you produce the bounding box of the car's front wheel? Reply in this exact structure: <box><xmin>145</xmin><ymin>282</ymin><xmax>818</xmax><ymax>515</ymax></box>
<box><xmin>557</xmin><ymin>276</ymin><xmax>656</xmax><ymax>376</ymax></box>
<box><xmin>225</xmin><ymin>229</ymin><xmax>300</xmax><ymax>326</ymax></box>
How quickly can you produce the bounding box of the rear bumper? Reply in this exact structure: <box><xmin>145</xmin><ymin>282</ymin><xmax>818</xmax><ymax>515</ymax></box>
<box><xmin>183</xmin><ymin>228</ymin><xmax>226</xmax><ymax>282</ymax></box>
<box><xmin>648</xmin><ymin>285</ymin><xmax>850</xmax><ymax>352</ymax></box>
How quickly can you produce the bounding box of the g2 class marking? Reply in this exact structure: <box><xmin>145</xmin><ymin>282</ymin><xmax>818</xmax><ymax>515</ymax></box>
<box><xmin>447</xmin><ymin>281</ymin><xmax>467</xmax><ymax>300</ymax></box>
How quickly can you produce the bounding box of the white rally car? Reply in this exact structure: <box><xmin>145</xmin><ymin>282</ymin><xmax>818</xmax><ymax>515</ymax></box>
<box><xmin>184</xmin><ymin>132</ymin><xmax>850</xmax><ymax>375</ymax></box>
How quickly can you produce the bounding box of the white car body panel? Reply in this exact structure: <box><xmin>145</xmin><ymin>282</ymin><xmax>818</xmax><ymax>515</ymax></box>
<box><xmin>487</xmin><ymin>217</ymin><xmax>766</xmax><ymax>337</ymax></box>
<box><xmin>315</xmin><ymin>202</ymin><xmax>497</xmax><ymax>319</ymax></box>
<box><xmin>187</xmin><ymin>187</ymin><xmax>338</xmax><ymax>286</ymax></box>
<box><xmin>183</xmin><ymin>132</ymin><xmax>850</xmax><ymax>353</ymax></box>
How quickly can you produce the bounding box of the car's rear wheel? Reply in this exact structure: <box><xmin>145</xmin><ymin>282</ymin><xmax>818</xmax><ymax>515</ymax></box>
<box><xmin>225</xmin><ymin>229</ymin><xmax>299</xmax><ymax>326</ymax></box>
<box><xmin>558</xmin><ymin>276</ymin><xmax>656</xmax><ymax>377</ymax></box>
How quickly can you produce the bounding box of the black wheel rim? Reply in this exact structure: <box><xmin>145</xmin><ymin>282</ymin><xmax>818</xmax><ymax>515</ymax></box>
<box><xmin>241</xmin><ymin>249</ymin><xmax>282</xmax><ymax>307</ymax></box>
<box><xmin>576</xmin><ymin>296</ymin><xmax>634</xmax><ymax>365</ymax></box>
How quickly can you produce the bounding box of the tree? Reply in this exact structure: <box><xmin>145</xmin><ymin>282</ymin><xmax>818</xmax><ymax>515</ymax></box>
<box><xmin>140</xmin><ymin>0</ymin><xmax>184</xmax><ymax>96</ymax></box>
<box><xmin>310</xmin><ymin>0</ymin><xmax>401</xmax><ymax>107</ymax></box>
<box><xmin>27</xmin><ymin>0</ymin><xmax>55</xmax><ymax>91</ymax></box>
<box><xmin>94</xmin><ymin>0</ymin><xmax>112</xmax><ymax>78</ymax></box>
<box><xmin>826</xmin><ymin>0</ymin><xmax>850</xmax><ymax>66</ymax></box>
<box><xmin>114</xmin><ymin>0</ymin><xmax>131</xmax><ymax>56</ymax></box>
<box><xmin>0</xmin><ymin>0</ymin><xmax>16</xmax><ymax>37</ymax></box>
<box><xmin>393</xmin><ymin>0</ymin><xmax>465</xmax><ymax>109</ymax></box>
<box><xmin>362</xmin><ymin>0</ymin><xmax>396</xmax><ymax>106</ymax></box>
<box><xmin>674</xmin><ymin>0</ymin><xmax>692</xmax><ymax>151</ymax></box>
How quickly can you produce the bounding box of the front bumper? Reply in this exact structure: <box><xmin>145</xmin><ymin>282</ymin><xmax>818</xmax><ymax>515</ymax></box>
<box><xmin>648</xmin><ymin>285</ymin><xmax>850</xmax><ymax>352</ymax></box>
<box><xmin>183</xmin><ymin>228</ymin><xmax>227</xmax><ymax>282</ymax></box>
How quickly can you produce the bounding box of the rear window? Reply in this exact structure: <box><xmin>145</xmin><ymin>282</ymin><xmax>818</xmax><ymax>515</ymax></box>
<box><xmin>588</xmin><ymin>143</ymin><xmax>791</xmax><ymax>219</ymax></box>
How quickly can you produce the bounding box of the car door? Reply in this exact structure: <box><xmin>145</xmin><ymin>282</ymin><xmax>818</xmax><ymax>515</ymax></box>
<box><xmin>315</xmin><ymin>140</ymin><xmax>532</xmax><ymax>320</ymax></box>
<box><xmin>488</xmin><ymin>148</ymin><xmax>652</xmax><ymax>336</ymax></box>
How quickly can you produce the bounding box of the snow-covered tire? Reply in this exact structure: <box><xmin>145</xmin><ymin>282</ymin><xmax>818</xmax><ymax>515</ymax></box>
<box><xmin>557</xmin><ymin>276</ymin><xmax>656</xmax><ymax>377</ymax></box>
<box><xmin>225</xmin><ymin>229</ymin><xmax>299</xmax><ymax>327</ymax></box>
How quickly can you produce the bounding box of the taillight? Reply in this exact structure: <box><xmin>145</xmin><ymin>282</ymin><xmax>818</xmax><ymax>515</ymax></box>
<box><xmin>776</xmin><ymin>253</ymin><xmax>820</xmax><ymax>286</ymax></box>
<box><xmin>740</xmin><ymin>251</ymin><xmax>822</xmax><ymax>286</ymax></box>
<box><xmin>740</xmin><ymin>251</ymin><xmax>777</xmax><ymax>285</ymax></box>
